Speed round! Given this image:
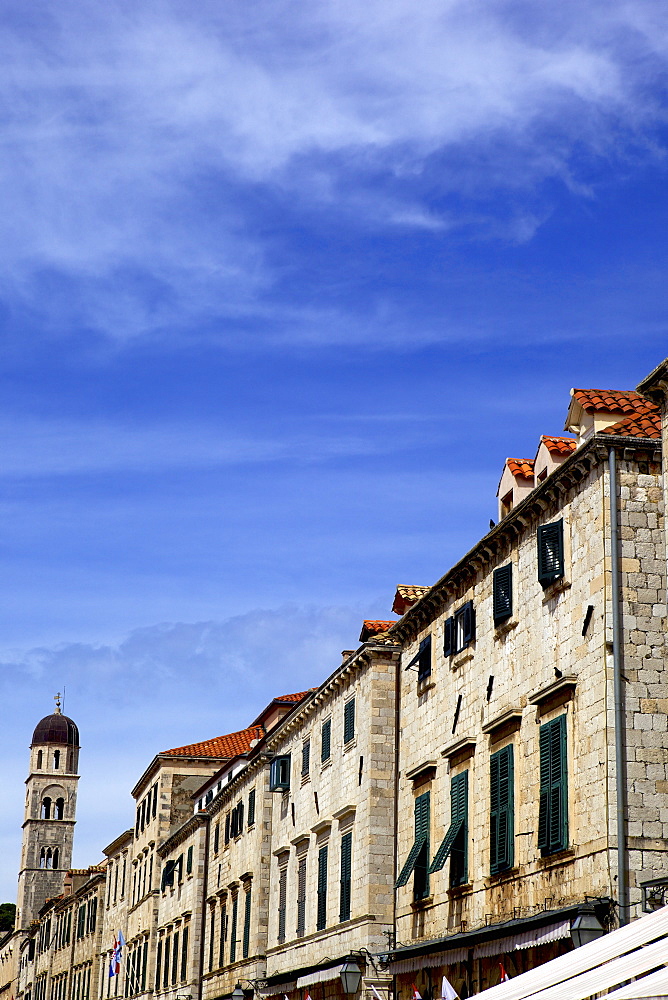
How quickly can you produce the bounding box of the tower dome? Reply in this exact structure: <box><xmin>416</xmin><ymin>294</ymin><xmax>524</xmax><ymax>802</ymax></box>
<box><xmin>31</xmin><ymin>695</ymin><xmax>79</xmax><ymax>746</ymax></box>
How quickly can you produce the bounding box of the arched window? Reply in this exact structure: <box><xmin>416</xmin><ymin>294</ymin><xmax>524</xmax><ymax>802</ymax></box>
<box><xmin>52</xmin><ymin>848</ymin><xmax>59</xmax><ymax>869</ymax></box>
<box><xmin>46</xmin><ymin>848</ymin><xmax>53</xmax><ymax>869</ymax></box>
<box><xmin>40</xmin><ymin>847</ymin><xmax>46</xmax><ymax>869</ymax></box>
<box><xmin>53</xmin><ymin>750</ymin><xmax>60</xmax><ymax>770</ymax></box>
<box><xmin>55</xmin><ymin>798</ymin><xmax>65</xmax><ymax>820</ymax></box>
<box><xmin>36</xmin><ymin>750</ymin><xmax>43</xmax><ymax>769</ymax></box>
<box><xmin>41</xmin><ymin>797</ymin><xmax>52</xmax><ymax>819</ymax></box>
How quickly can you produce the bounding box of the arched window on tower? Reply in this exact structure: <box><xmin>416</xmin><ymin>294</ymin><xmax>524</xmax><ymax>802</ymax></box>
<box><xmin>52</xmin><ymin>847</ymin><xmax>59</xmax><ymax>869</ymax></box>
<box><xmin>55</xmin><ymin>798</ymin><xmax>65</xmax><ymax>819</ymax></box>
<box><xmin>36</xmin><ymin>750</ymin><xmax>43</xmax><ymax>769</ymax></box>
<box><xmin>41</xmin><ymin>797</ymin><xmax>52</xmax><ymax>819</ymax></box>
<box><xmin>45</xmin><ymin>848</ymin><xmax>53</xmax><ymax>869</ymax></box>
<box><xmin>68</xmin><ymin>750</ymin><xmax>73</xmax><ymax>771</ymax></box>
<box><xmin>53</xmin><ymin>750</ymin><xmax>60</xmax><ymax>770</ymax></box>
<box><xmin>40</xmin><ymin>847</ymin><xmax>46</xmax><ymax>869</ymax></box>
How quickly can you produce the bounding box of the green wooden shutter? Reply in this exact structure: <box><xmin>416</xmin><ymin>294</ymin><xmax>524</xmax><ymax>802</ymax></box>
<box><xmin>462</xmin><ymin>602</ymin><xmax>476</xmax><ymax>645</ymax></box>
<box><xmin>538</xmin><ymin>716</ymin><xmax>567</xmax><ymax>854</ymax></box>
<box><xmin>431</xmin><ymin>771</ymin><xmax>469</xmax><ymax>881</ymax></box>
<box><xmin>186</xmin><ymin>845</ymin><xmax>193</xmax><ymax>875</ymax></box>
<box><xmin>344</xmin><ymin>699</ymin><xmax>355</xmax><ymax>744</ymax></box>
<box><xmin>181</xmin><ymin>925</ymin><xmax>188</xmax><ymax>983</ymax></box>
<box><xmin>229</xmin><ymin>894</ymin><xmax>238</xmax><ymax>963</ymax></box>
<box><xmin>417</xmin><ymin>636</ymin><xmax>432</xmax><ymax>682</ymax></box>
<box><xmin>413</xmin><ymin>791</ymin><xmax>430</xmax><ymax>899</ymax></box>
<box><xmin>538</xmin><ymin>520</ymin><xmax>564</xmax><ymax>586</ymax></box>
<box><xmin>443</xmin><ymin>617</ymin><xmax>453</xmax><ymax>656</ymax></box>
<box><xmin>339</xmin><ymin>831</ymin><xmax>352</xmax><ymax>921</ymax></box>
<box><xmin>490</xmin><ymin>745</ymin><xmax>514</xmax><ymax>873</ymax></box>
<box><xmin>493</xmin><ymin>564</ymin><xmax>513</xmax><ymax>624</ymax></box>
<box><xmin>321</xmin><ymin>719</ymin><xmax>331</xmax><ymax>762</ymax></box>
<box><xmin>301</xmin><ymin>739</ymin><xmax>310</xmax><ymax>777</ymax></box>
<box><xmin>242</xmin><ymin>887</ymin><xmax>252</xmax><ymax>958</ymax></box>
<box><xmin>396</xmin><ymin>794</ymin><xmax>429</xmax><ymax>886</ymax></box>
<box><xmin>297</xmin><ymin>857</ymin><xmax>307</xmax><ymax>937</ymax></box>
<box><xmin>218</xmin><ymin>905</ymin><xmax>225</xmax><ymax>968</ymax></box>
<box><xmin>248</xmin><ymin>788</ymin><xmax>256</xmax><ymax>827</ymax></box>
<box><xmin>277</xmin><ymin>866</ymin><xmax>287</xmax><ymax>943</ymax></box>
<box><xmin>317</xmin><ymin>845</ymin><xmax>328</xmax><ymax>930</ymax></box>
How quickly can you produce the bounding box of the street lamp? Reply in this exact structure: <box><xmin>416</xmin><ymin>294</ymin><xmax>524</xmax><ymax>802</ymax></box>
<box><xmin>570</xmin><ymin>903</ymin><xmax>605</xmax><ymax>948</ymax></box>
<box><xmin>232</xmin><ymin>986</ymin><xmax>246</xmax><ymax>1000</ymax></box>
<box><xmin>340</xmin><ymin>960</ymin><xmax>363</xmax><ymax>994</ymax></box>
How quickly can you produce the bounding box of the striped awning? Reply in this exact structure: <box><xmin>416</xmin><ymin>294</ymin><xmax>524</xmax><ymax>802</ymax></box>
<box><xmin>388</xmin><ymin>950</ymin><xmax>469</xmax><ymax>975</ymax></box>
<box><xmin>297</xmin><ymin>965</ymin><xmax>346</xmax><ymax>988</ymax></box>
<box><xmin>473</xmin><ymin>920</ymin><xmax>572</xmax><ymax>959</ymax></box>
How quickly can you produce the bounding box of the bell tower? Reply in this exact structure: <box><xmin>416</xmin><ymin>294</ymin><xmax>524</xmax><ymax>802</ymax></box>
<box><xmin>16</xmin><ymin>694</ymin><xmax>80</xmax><ymax>928</ymax></box>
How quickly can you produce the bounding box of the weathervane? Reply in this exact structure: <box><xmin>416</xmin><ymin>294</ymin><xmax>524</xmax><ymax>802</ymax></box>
<box><xmin>54</xmin><ymin>692</ymin><xmax>62</xmax><ymax>715</ymax></box>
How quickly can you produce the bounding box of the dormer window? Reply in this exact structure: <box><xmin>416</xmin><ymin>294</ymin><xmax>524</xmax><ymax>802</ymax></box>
<box><xmin>500</xmin><ymin>490</ymin><xmax>513</xmax><ymax>517</ymax></box>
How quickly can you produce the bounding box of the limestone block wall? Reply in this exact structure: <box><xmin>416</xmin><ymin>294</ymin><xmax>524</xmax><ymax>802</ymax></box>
<box><xmin>264</xmin><ymin>646</ymin><xmax>399</xmax><ymax>981</ymax></box>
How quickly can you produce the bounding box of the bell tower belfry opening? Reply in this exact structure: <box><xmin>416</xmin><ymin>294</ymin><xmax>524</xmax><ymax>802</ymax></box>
<box><xmin>16</xmin><ymin>694</ymin><xmax>80</xmax><ymax>928</ymax></box>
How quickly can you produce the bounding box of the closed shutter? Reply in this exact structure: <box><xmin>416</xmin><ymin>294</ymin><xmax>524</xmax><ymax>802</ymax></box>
<box><xmin>277</xmin><ymin>866</ymin><xmax>287</xmax><ymax>943</ymax></box>
<box><xmin>490</xmin><ymin>745</ymin><xmax>514</xmax><ymax>873</ymax></box>
<box><xmin>172</xmin><ymin>930</ymin><xmax>179</xmax><ymax>985</ymax></box>
<box><xmin>317</xmin><ymin>845</ymin><xmax>328</xmax><ymax>931</ymax></box>
<box><xmin>230</xmin><ymin>894</ymin><xmax>238</xmax><ymax>963</ymax></box>
<box><xmin>343</xmin><ymin>699</ymin><xmax>355</xmax><ymax>744</ymax></box>
<box><xmin>443</xmin><ymin>618</ymin><xmax>453</xmax><ymax>656</ymax></box>
<box><xmin>339</xmin><ymin>831</ymin><xmax>352</xmax><ymax>922</ymax></box>
<box><xmin>538</xmin><ymin>520</ymin><xmax>564</xmax><ymax>586</ymax></box>
<box><xmin>538</xmin><ymin>715</ymin><xmax>568</xmax><ymax>854</ymax></box>
<box><xmin>218</xmin><ymin>905</ymin><xmax>225</xmax><ymax>968</ymax></box>
<box><xmin>243</xmin><ymin>887</ymin><xmax>252</xmax><ymax>958</ymax></box>
<box><xmin>302</xmin><ymin>740</ymin><xmax>310</xmax><ymax>777</ymax></box>
<box><xmin>248</xmin><ymin>788</ymin><xmax>256</xmax><ymax>827</ymax></box>
<box><xmin>462</xmin><ymin>601</ymin><xmax>476</xmax><ymax>645</ymax></box>
<box><xmin>163</xmin><ymin>937</ymin><xmax>170</xmax><ymax>989</ymax></box>
<box><xmin>186</xmin><ymin>845</ymin><xmax>193</xmax><ymax>875</ymax></box>
<box><xmin>321</xmin><ymin>719</ymin><xmax>331</xmax><ymax>762</ymax></box>
<box><xmin>296</xmin><ymin>857</ymin><xmax>307</xmax><ymax>937</ymax></box>
<box><xmin>493</xmin><ymin>564</ymin><xmax>513</xmax><ymax>624</ymax></box>
<box><xmin>208</xmin><ymin>910</ymin><xmax>215</xmax><ymax>972</ymax></box>
<box><xmin>213</xmin><ymin>824</ymin><xmax>219</xmax><ymax>853</ymax></box>
<box><xmin>180</xmin><ymin>926</ymin><xmax>188</xmax><ymax>983</ymax></box>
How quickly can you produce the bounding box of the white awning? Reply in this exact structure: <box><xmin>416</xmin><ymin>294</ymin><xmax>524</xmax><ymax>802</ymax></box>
<box><xmin>297</xmin><ymin>965</ymin><xmax>345</xmax><ymax>988</ymax></box>
<box><xmin>473</xmin><ymin>921</ymin><xmax>571</xmax><ymax>959</ymax></box>
<box><xmin>478</xmin><ymin>906</ymin><xmax>668</xmax><ymax>1000</ymax></box>
<box><xmin>605</xmin><ymin>965</ymin><xmax>668</xmax><ymax>1000</ymax></box>
<box><xmin>259</xmin><ymin>983</ymin><xmax>297</xmax><ymax>996</ymax></box>
<box><xmin>388</xmin><ymin>950</ymin><xmax>469</xmax><ymax>974</ymax></box>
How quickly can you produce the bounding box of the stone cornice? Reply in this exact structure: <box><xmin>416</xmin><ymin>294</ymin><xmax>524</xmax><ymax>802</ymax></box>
<box><xmin>637</xmin><ymin>359</ymin><xmax>668</xmax><ymax>401</ymax></box>
<box><xmin>157</xmin><ymin>811</ymin><xmax>208</xmax><ymax>857</ymax></box>
<box><xmin>388</xmin><ymin>432</ymin><xmax>661</xmax><ymax>644</ymax></box>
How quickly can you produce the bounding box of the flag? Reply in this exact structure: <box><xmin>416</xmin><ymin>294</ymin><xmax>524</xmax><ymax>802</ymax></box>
<box><xmin>412</xmin><ymin>986</ymin><xmax>422</xmax><ymax>1000</ymax></box>
<box><xmin>441</xmin><ymin>978</ymin><xmax>459</xmax><ymax>1000</ymax></box>
<box><xmin>305</xmin><ymin>993</ymin><xmax>312</xmax><ymax>1000</ymax></box>
<box><xmin>371</xmin><ymin>987</ymin><xmax>386</xmax><ymax>1000</ymax></box>
<box><xmin>498</xmin><ymin>964</ymin><xmax>510</xmax><ymax>983</ymax></box>
<box><xmin>109</xmin><ymin>931</ymin><xmax>126</xmax><ymax>977</ymax></box>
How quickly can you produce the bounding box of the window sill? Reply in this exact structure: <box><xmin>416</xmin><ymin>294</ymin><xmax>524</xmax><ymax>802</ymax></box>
<box><xmin>411</xmin><ymin>895</ymin><xmax>434</xmax><ymax>910</ymax></box>
<box><xmin>300</xmin><ymin>775</ymin><xmax>311</xmax><ymax>786</ymax></box>
<box><xmin>417</xmin><ymin>677</ymin><xmax>435</xmax><ymax>696</ymax></box>
<box><xmin>320</xmin><ymin>758</ymin><xmax>332</xmax><ymax>771</ymax></box>
<box><xmin>541</xmin><ymin>578</ymin><xmax>571</xmax><ymax>602</ymax></box>
<box><xmin>452</xmin><ymin>651</ymin><xmax>474</xmax><ymax>670</ymax></box>
<box><xmin>494</xmin><ymin>619</ymin><xmax>518</xmax><ymax>638</ymax></box>
<box><xmin>537</xmin><ymin>847</ymin><xmax>574</xmax><ymax>867</ymax></box>
<box><xmin>343</xmin><ymin>739</ymin><xmax>357</xmax><ymax>753</ymax></box>
<box><xmin>486</xmin><ymin>867</ymin><xmax>519</xmax><ymax>885</ymax></box>
<box><xmin>446</xmin><ymin>882</ymin><xmax>473</xmax><ymax>898</ymax></box>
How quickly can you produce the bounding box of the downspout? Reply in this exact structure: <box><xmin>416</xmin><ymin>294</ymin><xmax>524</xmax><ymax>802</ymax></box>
<box><xmin>198</xmin><ymin>816</ymin><xmax>211</xmax><ymax>1000</ymax></box>
<box><xmin>608</xmin><ymin>446</ymin><xmax>628</xmax><ymax>925</ymax></box>
<box><xmin>392</xmin><ymin>648</ymin><xmax>401</xmax><ymax>998</ymax></box>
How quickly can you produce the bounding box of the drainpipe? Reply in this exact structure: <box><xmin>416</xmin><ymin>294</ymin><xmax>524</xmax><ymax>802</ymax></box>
<box><xmin>198</xmin><ymin>816</ymin><xmax>211</xmax><ymax>1000</ymax></box>
<box><xmin>609</xmin><ymin>446</ymin><xmax>628</xmax><ymax>925</ymax></box>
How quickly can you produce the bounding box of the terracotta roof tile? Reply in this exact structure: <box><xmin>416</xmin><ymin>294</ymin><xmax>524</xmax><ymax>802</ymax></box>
<box><xmin>392</xmin><ymin>585</ymin><xmax>430</xmax><ymax>616</ymax></box>
<box><xmin>540</xmin><ymin>435</ymin><xmax>577</xmax><ymax>457</ymax></box>
<box><xmin>161</xmin><ymin>726</ymin><xmax>264</xmax><ymax>759</ymax></box>
<box><xmin>571</xmin><ymin>388</ymin><xmax>659</xmax><ymax>417</ymax></box>
<box><xmin>598</xmin><ymin>411</ymin><xmax>661</xmax><ymax>439</ymax></box>
<box><xmin>273</xmin><ymin>691</ymin><xmax>312</xmax><ymax>704</ymax></box>
<box><xmin>359</xmin><ymin>620</ymin><xmax>396</xmax><ymax>642</ymax></box>
<box><xmin>506</xmin><ymin>458</ymin><xmax>535</xmax><ymax>479</ymax></box>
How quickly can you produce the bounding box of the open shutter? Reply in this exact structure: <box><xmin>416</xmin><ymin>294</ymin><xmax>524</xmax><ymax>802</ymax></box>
<box><xmin>396</xmin><ymin>795</ymin><xmax>428</xmax><ymax>886</ymax></box>
<box><xmin>462</xmin><ymin>601</ymin><xmax>476</xmax><ymax>645</ymax></box>
<box><xmin>413</xmin><ymin>791</ymin><xmax>430</xmax><ymax>899</ymax></box>
<box><xmin>493</xmin><ymin>564</ymin><xmax>513</xmax><ymax>624</ymax></box>
<box><xmin>417</xmin><ymin>635</ymin><xmax>432</xmax><ymax>682</ymax></box>
<box><xmin>429</xmin><ymin>773</ymin><xmax>467</xmax><ymax>874</ymax></box>
<box><xmin>443</xmin><ymin>618</ymin><xmax>453</xmax><ymax>656</ymax></box>
<box><xmin>538</xmin><ymin>520</ymin><xmax>564</xmax><ymax>586</ymax></box>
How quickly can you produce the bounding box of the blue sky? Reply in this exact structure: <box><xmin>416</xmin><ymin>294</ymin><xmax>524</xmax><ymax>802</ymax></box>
<box><xmin>1</xmin><ymin>0</ymin><xmax>668</xmax><ymax>900</ymax></box>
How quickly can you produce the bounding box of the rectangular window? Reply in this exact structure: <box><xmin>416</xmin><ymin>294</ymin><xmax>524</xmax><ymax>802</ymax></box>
<box><xmin>406</xmin><ymin>636</ymin><xmax>432</xmax><ymax>681</ymax></box>
<box><xmin>180</xmin><ymin>925</ymin><xmax>188</xmax><ymax>983</ymax></box>
<box><xmin>225</xmin><ymin>814</ymin><xmax>230</xmax><ymax>844</ymax></box>
<box><xmin>429</xmin><ymin>771</ymin><xmax>468</xmax><ymax>887</ymax></box>
<box><xmin>171</xmin><ymin>931</ymin><xmax>179</xmax><ymax>986</ymax></box>
<box><xmin>296</xmin><ymin>857</ymin><xmax>307</xmax><ymax>937</ymax></box>
<box><xmin>152</xmin><ymin>783</ymin><xmax>158</xmax><ymax>819</ymax></box>
<box><xmin>339</xmin><ymin>831</ymin><xmax>352</xmax><ymax>922</ymax></box>
<box><xmin>443</xmin><ymin>617</ymin><xmax>453</xmax><ymax>656</ymax></box>
<box><xmin>162</xmin><ymin>937</ymin><xmax>170</xmax><ymax>990</ymax></box>
<box><xmin>248</xmin><ymin>788</ymin><xmax>256</xmax><ymax>827</ymax></box>
<box><xmin>321</xmin><ymin>719</ymin><xmax>331</xmax><ymax>763</ymax></box>
<box><xmin>493</xmin><ymin>564</ymin><xmax>513</xmax><ymax>625</ymax></box>
<box><xmin>396</xmin><ymin>791</ymin><xmax>430</xmax><ymax>896</ymax></box>
<box><xmin>301</xmin><ymin>739</ymin><xmax>311</xmax><ymax>778</ymax></box>
<box><xmin>208</xmin><ymin>910</ymin><xmax>215</xmax><ymax>972</ymax></box>
<box><xmin>277</xmin><ymin>866</ymin><xmax>287</xmax><ymax>944</ymax></box>
<box><xmin>343</xmin><ymin>698</ymin><xmax>355</xmax><ymax>744</ymax></box>
<box><xmin>537</xmin><ymin>519</ymin><xmax>564</xmax><ymax>587</ymax></box>
<box><xmin>453</xmin><ymin>601</ymin><xmax>475</xmax><ymax>654</ymax></box>
<box><xmin>538</xmin><ymin>715</ymin><xmax>568</xmax><ymax>855</ymax></box>
<box><xmin>213</xmin><ymin>824</ymin><xmax>220</xmax><ymax>853</ymax></box>
<box><xmin>218</xmin><ymin>904</ymin><xmax>226</xmax><ymax>968</ymax></box>
<box><xmin>242</xmin><ymin>887</ymin><xmax>252</xmax><ymax>958</ymax></box>
<box><xmin>490</xmin><ymin>745</ymin><xmax>514</xmax><ymax>873</ymax></box>
<box><xmin>142</xmin><ymin>940</ymin><xmax>148</xmax><ymax>992</ymax></box>
<box><xmin>186</xmin><ymin>846</ymin><xmax>193</xmax><ymax>875</ymax></box>
<box><xmin>269</xmin><ymin>755</ymin><xmax>291</xmax><ymax>791</ymax></box>
<box><xmin>229</xmin><ymin>895</ymin><xmax>238</xmax><ymax>963</ymax></box>
<box><xmin>317</xmin><ymin>844</ymin><xmax>328</xmax><ymax>931</ymax></box>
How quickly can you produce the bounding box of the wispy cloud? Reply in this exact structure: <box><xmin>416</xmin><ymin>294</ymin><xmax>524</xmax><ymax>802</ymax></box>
<box><xmin>0</xmin><ymin>0</ymin><xmax>665</xmax><ymax>343</ymax></box>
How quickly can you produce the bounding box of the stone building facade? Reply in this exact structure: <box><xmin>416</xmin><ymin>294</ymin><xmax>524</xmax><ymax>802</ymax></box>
<box><xmin>4</xmin><ymin>359</ymin><xmax>668</xmax><ymax>1000</ymax></box>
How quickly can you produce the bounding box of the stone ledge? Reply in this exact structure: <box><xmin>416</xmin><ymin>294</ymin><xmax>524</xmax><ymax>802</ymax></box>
<box><xmin>441</xmin><ymin>737</ymin><xmax>476</xmax><ymax>763</ymax></box>
<box><xmin>482</xmin><ymin>709</ymin><xmax>523</xmax><ymax>740</ymax></box>
<box><xmin>528</xmin><ymin>676</ymin><xmax>577</xmax><ymax>710</ymax></box>
<box><xmin>494</xmin><ymin>619</ymin><xmax>518</xmax><ymax>638</ymax></box>
<box><xmin>542</xmin><ymin>578</ymin><xmax>572</xmax><ymax>602</ymax></box>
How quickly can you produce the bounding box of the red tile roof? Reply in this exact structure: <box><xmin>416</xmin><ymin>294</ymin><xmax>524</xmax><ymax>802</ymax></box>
<box><xmin>273</xmin><ymin>691</ymin><xmax>312</xmax><ymax>704</ymax></box>
<box><xmin>599</xmin><ymin>411</ymin><xmax>661</xmax><ymax>439</ymax></box>
<box><xmin>506</xmin><ymin>458</ymin><xmax>534</xmax><ymax>479</ymax></box>
<box><xmin>161</xmin><ymin>726</ymin><xmax>264</xmax><ymax>758</ymax></box>
<box><xmin>392</xmin><ymin>585</ymin><xmax>430</xmax><ymax>616</ymax></box>
<box><xmin>571</xmin><ymin>388</ymin><xmax>657</xmax><ymax>416</ymax></box>
<box><xmin>359</xmin><ymin>620</ymin><xmax>395</xmax><ymax>641</ymax></box>
<box><xmin>540</xmin><ymin>435</ymin><xmax>577</xmax><ymax>457</ymax></box>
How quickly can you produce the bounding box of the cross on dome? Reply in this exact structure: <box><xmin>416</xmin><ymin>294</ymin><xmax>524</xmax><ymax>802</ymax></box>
<box><xmin>54</xmin><ymin>692</ymin><xmax>62</xmax><ymax>715</ymax></box>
